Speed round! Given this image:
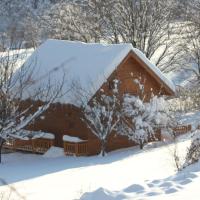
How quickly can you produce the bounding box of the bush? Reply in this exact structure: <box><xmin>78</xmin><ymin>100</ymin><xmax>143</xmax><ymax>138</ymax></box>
<box><xmin>184</xmin><ymin>131</ymin><xmax>200</xmax><ymax>167</ymax></box>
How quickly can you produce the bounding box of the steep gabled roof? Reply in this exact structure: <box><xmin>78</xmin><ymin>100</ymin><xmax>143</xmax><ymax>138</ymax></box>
<box><xmin>16</xmin><ymin>39</ymin><xmax>175</xmax><ymax>106</ymax></box>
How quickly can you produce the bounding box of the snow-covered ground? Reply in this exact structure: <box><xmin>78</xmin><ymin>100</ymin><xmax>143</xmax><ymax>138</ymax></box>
<box><xmin>0</xmin><ymin>134</ymin><xmax>199</xmax><ymax>200</ymax></box>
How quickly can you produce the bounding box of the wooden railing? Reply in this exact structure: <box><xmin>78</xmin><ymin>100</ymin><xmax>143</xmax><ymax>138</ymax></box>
<box><xmin>173</xmin><ymin>124</ymin><xmax>192</xmax><ymax>136</ymax></box>
<box><xmin>63</xmin><ymin>141</ymin><xmax>88</xmax><ymax>156</ymax></box>
<box><xmin>32</xmin><ymin>138</ymin><xmax>54</xmax><ymax>153</ymax></box>
<box><xmin>3</xmin><ymin>138</ymin><xmax>54</xmax><ymax>154</ymax></box>
<box><xmin>160</xmin><ymin>124</ymin><xmax>192</xmax><ymax>141</ymax></box>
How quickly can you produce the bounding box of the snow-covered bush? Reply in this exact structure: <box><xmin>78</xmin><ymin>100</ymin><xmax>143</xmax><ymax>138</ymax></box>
<box><xmin>119</xmin><ymin>78</ymin><xmax>172</xmax><ymax>149</ymax></box>
<box><xmin>184</xmin><ymin>130</ymin><xmax>200</xmax><ymax>167</ymax></box>
<box><xmin>84</xmin><ymin>77</ymin><xmax>173</xmax><ymax>153</ymax></box>
<box><xmin>83</xmin><ymin>80</ymin><xmax>120</xmax><ymax>156</ymax></box>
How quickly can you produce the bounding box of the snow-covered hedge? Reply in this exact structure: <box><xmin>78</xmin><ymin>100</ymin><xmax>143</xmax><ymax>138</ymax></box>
<box><xmin>184</xmin><ymin>130</ymin><xmax>200</xmax><ymax>167</ymax></box>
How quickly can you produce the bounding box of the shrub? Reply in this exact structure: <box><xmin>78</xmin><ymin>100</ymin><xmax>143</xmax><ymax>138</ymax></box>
<box><xmin>184</xmin><ymin>130</ymin><xmax>200</xmax><ymax>167</ymax></box>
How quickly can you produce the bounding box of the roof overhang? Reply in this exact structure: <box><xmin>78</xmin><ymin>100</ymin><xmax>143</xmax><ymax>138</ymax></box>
<box><xmin>129</xmin><ymin>50</ymin><xmax>175</xmax><ymax>96</ymax></box>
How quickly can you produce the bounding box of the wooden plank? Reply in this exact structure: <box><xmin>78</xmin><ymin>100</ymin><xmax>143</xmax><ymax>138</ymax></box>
<box><xmin>63</xmin><ymin>141</ymin><xmax>88</xmax><ymax>156</ymax></box>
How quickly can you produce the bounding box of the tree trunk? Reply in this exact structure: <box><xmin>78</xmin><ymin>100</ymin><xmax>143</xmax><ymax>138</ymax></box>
<box><xmin>132</xmin><ymin>40</ymin><xmax>136</xmax><ymax>48</ymax></box>
<box><xmin>0</xmin><ymin>144</ymin><xmax>2</xmax><ymax>164</ymax></box>
<box><xmin>101</xmin><ymin>140</ymin><xmax>106</xmax><ymax>157</ymax></box>
<box><xmin>139</xmin><ymin>139</ymin><xmax>144</xmax><ymax>149</ymax></box>
<box><xmin>0</xmin><ymin>138</ymin><xmax>5</xmax><ymax>164</ymax></box>
<box><xmin>0</xmin><ymin>138</ymin><xmax>4</xmax><ymax>163</ymax></box>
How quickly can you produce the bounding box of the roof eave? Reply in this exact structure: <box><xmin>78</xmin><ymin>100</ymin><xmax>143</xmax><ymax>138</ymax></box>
<box><xmin>129</xmin><ymin>50</ymin><xmax>176</xmax><ymax>96</ymax></box>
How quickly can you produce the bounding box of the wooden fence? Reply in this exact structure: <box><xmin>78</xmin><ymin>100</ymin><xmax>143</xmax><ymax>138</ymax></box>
<box><xmin>63</xmin><ymin>141</ymin><xmax>88</xmax><ymax>156</ymax></box>
<box><xmin>160</xmin><ymin>124</ymin><xmax>192</xmax><ymax>141</ymax></box>
<box><xmin>3</xmin><ymin>138</ymin><xmax>54</xmax><ymax>154</ymax></box>
<box><xmin>173</xmin><ymin>124</ymin><xmax>192</xmax><ymax>136</ymax></box>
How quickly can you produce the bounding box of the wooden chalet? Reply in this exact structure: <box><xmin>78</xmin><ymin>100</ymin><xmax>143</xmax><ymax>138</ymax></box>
<box><xmin>6</xmin><ymin>39</ymin><xmax>175</xmax><ymax>156</ymax></box>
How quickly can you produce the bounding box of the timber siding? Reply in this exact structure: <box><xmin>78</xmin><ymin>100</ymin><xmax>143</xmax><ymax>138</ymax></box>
<box><xmin>97</xmin><ymin>52</ymin><xmax>170</xmax><ymax>101</ymax></box>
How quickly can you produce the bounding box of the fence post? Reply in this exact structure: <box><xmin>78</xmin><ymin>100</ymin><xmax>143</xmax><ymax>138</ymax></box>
<box><xmin>32</xmin><ymin>139</ymin><xmax>35</xmax><ymax>152</ymax></box>
<box><xmin>75</xmin><ymin>143</ymin><xmax>78</xmax><ymax>156</ymax></box>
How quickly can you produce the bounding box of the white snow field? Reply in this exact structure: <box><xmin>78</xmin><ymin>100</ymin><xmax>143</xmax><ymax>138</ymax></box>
<box><xmin>0</xmin><ymin>135</ymin><xmax>200</xmax><ymax>200</ymax></box>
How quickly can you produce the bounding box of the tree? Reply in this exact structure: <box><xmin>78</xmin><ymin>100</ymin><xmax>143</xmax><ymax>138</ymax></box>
<box><xmin>0</xmin><ymin>0</ymin><xmax>185</xmax><ymax>73</ymax></box>
<box><xmin>0</xmin><ymin>37</ymin><xmax>68</xmax><ymax>163</ymax></box>
<box><xmin>180</xmin><ymin>23</ymin><xmax>200</xmax><ymax>82</ymax></box>
<box><xmin>0</xmin><ymin>0</ymin><xmax>54</xmax><ymax>49</ymax></box>
<box><xmin>38</xmin><ymin>0</ymin><xmax>97</xmax><ymax>42</ymax></box>
<box><xmin>173</xmin><ymin>1</ymin><xmax>200</xmax><ymax>110</ymax></box>
<box><xmin>176</xmin><ymin>0</ymin><xmax>200</xmax><ymax>82</ymax></box>
<box><xmin>76</xmin><ymin>0</ymin><xmax>183</xmax><ymax>73</ymax></box>
<box><xmin>35</xmin><ymin>0</ymin><xmax>183</xmax><ymax>73</ymax></box>
<box><xmin>184</xmin><ymin>130</ymin><xmax>200</xmax><ymax>168</ymax></box>
<box><xmin>83</xmin><ymin>80</ymin><xmax>120</xmax><ymax>156</ymax></box>
<box><xmin>119</xmin><ymin>78</ymin><xmax>171</xmax><ymax>149</ymax></box>
<box><xmin>83</xmin><ymin>75</ymin><xmax>172</xmax><ymax>154</ymax></box>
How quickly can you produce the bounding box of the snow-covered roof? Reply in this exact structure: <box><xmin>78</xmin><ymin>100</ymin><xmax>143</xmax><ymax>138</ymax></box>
<box><xmin>132</xmin><ymin>48</ymin><xmax>175</xmax><ymax>93</ymax></box>
<box><xmin>16</xmin><ymin>39</ymin><xmax>175</xmax><ymax>106</ymax></box>
<box><xmin>63</xmin><ymin>135</ymin><xmax>86</xmax><ymax>143</ymax></box>
<box><xmin>12</xmin><ymin>130</ymin><xmax>55</xmax><ymax>140</ymax></box>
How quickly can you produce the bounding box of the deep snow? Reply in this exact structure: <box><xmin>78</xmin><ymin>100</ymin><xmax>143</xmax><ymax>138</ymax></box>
<box><xmin>43</xmin><ymin>147</ymin><xmax>64</xmax><ymax>158</ymax></box>
<box><xmin>0</xmin><ymin>134</ymin><xmax>199</xmax><ymax>200</ymax></box>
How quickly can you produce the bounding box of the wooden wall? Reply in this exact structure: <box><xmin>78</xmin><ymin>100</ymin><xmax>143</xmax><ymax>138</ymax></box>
<box><xmin>97</xmin><ymin>52</ymin><xmax>169</xmax><ymax>101</ymax></box>
<box><xmin>25</xmin><ymin>103</ymin><xmax>92</xmax><ymax>147</ymax></box>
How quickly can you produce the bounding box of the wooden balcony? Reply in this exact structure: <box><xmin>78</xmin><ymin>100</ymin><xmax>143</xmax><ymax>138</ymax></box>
<box><xmin>63</xmin><ymin>141</ymin><xmax>88</xmax><ymax>156</ymax></box>
<box><xmin>173</xmin><ymin>124</ymin><xmax>192</xmax><ymax>136</ymax></box>
<box><xmin>3</xmin><ymin>138</ymin><xmax>54</xmax><ymax>154</ymax></box>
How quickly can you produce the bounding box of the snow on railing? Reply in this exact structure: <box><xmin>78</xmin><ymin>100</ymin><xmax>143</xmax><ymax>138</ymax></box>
<box><xmin>3</xmin><ymin>131</ymin><xmax>55</xmax><ymax>153</ymax></box>
<box><xmin>63</xmin><ymin>135</ymin><xmax>88</xmax><ymax>156</ymax></box>
<box><xmin>63</xmin><ymin>141</ymin><xmax>88</xmax><ymax>156</ymax></box>
<box><xmin>173</xmin><ymin>124</ymin><xmax>192</xmax><ymax>136</ymax></box>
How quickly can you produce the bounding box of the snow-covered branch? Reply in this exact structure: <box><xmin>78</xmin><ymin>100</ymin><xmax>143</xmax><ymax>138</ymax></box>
<box><xmin>83</xmin><ymin>79</ymin><xmax>120</xmax><ymax>156</ymax></box>
<box><xmin>0</xmin><ymin>38</ymin><xmax>70</xmax><ymax>162</ymax></box>
<box><xmin>118</xmin><ymin>78</ymin><xmax>172</xmax><ymax>149</ymax></box>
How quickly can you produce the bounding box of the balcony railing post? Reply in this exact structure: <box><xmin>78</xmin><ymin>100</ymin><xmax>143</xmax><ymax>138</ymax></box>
<box><xmin>75</xmin><ymin>143</ymin><xmax>78</xmax><ymax>156</ymax></box>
